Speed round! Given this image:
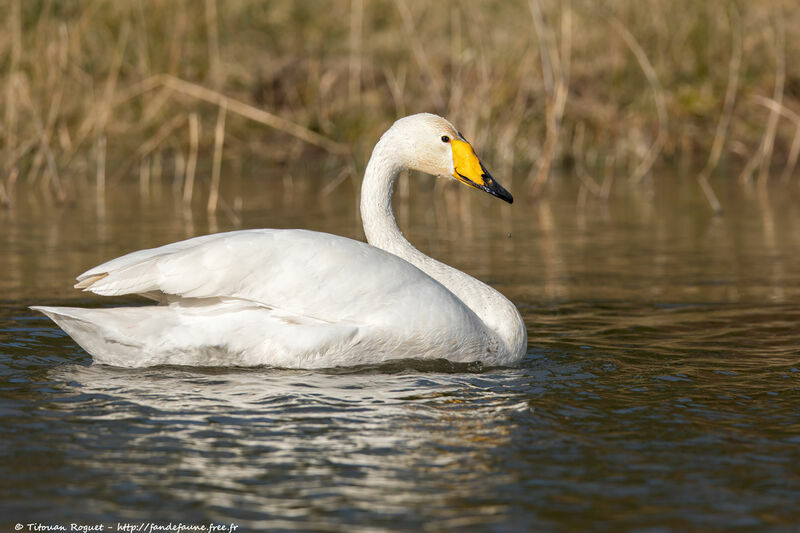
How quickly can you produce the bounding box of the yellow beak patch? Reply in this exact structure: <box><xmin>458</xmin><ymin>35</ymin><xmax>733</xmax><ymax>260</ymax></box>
<box><xmin>449</xmin><ymin>138</ymin><xmax>514</xmax><ymax>204</ymax></box>
<box><xmin>451</xmin><ymin>139</ymin><xmax>487</xmax><ymax>189</ymax></box>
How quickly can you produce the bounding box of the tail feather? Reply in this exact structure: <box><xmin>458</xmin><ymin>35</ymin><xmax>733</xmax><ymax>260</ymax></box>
<box><xmin>74</xmin><ymin>273</ymin><xmax>109</xmax><ymax>290</ymax></box>
<box><xmin>30</xmin><ymin>303</ymin><xmax>362</xmax><ymax>368</ymax></box>
<box><xmin>31</xmin><ymin>305</ymin><xmax>146</xmax><ymax>365</ymax></box>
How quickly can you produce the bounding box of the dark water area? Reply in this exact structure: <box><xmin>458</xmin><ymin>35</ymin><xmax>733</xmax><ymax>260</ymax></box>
<box><xmin>2</xmin><ymin>172</ymin><xmax>800</xmax><ymax>531</ymax></box>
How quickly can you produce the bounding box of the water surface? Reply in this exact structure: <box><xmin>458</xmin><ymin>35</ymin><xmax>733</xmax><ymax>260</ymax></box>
<box><xmin>2</xmin><ymin>174</ymin><xmax>800</xmax><ymax>531</ymax></box>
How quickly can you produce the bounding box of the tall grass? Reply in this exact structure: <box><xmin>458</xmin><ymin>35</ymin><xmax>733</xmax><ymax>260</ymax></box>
<box><xmin>1</xmin><ymin>0</ymin><xmax>799</xmax><ymax>210</ymax></box>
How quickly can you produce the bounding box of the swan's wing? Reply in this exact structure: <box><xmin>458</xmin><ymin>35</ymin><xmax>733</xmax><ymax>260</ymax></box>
<box><xmin>77</xmin><ymin>232</ymin><xmax>226</xmax><ymax>283</ymax></box>
<box><xmin>75</xmin><ymin>229</ymin><xmax>479</xmax><ymax>331</ymax></box>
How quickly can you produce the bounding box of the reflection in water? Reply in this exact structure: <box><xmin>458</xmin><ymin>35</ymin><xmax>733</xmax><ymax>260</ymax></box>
<box><xmin>34</xmin><ymin>363</ymin><xmax>530</xmax><ymax>529</ymax></box>
<box><xmin>4</xmin><ymin>174</ymin><xmax>800</xmax><ymax>305</ymax></box>
<box><xmin>2</xmin><ymin>174</ymin><xmax>800</xmax><ymax>529</ymax></box>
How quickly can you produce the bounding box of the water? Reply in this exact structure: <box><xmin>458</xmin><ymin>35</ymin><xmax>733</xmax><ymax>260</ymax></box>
<box><xmin>2</xmin><ymin>173</ymin><xmax>800</xmax><ymax>531</ymax></box>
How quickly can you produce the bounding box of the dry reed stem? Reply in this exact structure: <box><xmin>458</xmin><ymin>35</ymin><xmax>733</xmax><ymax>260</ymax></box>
<box><xmin>112</xmin><ymin>75</ymin><xmax>165</xmax><ymax>110</ymax></box>
<box><xmin>4</xmin><ymin>72</ymin><xmax>19</xmax><ymax>173</ymax></box>
<box><xmin>601</xmin><ymin>157</ymin><xmax>615</xmax><ymax>199</ymax></box>
<box><xmin>6</xmin><ymin>139</ymin><xmax>36</xmax><ymax>174</ymax></box>
<box><xmin>756</xmin><ymin>8</ymin><xmax>785</xmax><ymax>185</ymax></box>
<box><xmin>96</xmin><ymin>135</ymin><xmax>106</xmax><ymax>197</ymax></box>
<box><xmin>737</xmin><ymin>145</ymin><xmax>763</xmax><ymax>185</ymax></box>
<box><xmin>697</xmin><ymin>5</ymin><xmax>742</xmax><ymax>214</ymax></box>
<box><xmin>348</xmin><ymin>0</ymin><xmax>364</xmax><ymax>106</ymax></box>
<box><xmin>383</xmin><ymin>66</ymin><xmax>407</xmax><ymax>117</ymax></box>
<box><xmin>697</xmin><ymin>171</ymin><xmax>722</xmax><ymax>214</ymax></box>
<box><xmin>132</xmin><ymin>1</ymin><xmax>151</xmax><ymax>74</ymax></box>
<box><xmin>183</xmin><ymin>113</ymin><xmax>200</xmax><ymax>205</ymax></box>
<box><xmin>7</xmin><ymin>168</ymin><xmax>19</xmax><ymax>199</ymax></box>
<box><xmin>530</xmin><ymin>0</ymin><xmax>555</xmax><ymax>96</ymax></box>
<box><xmin>37</xmin><ymin>130</ymin><xmax>64</xmax><ymax>202</ymax></box>
<box><xmin>18</xmin><ymin>79</ymin><xmax>65</xmax><ymax>201</ymax></box>
<box><xmin>57</xmin><ymin>125</ymin><xmax>72</xmax><ymax>154</ymax></box>
<box><xmin>576</xmin><ymin>166</ymin><xmax>602</xmax><ymax>196</ymax></box>
<box><xmin>0</xmin><ymin>173</ymin><xmax>13</xmax><ymax>209</ymax></box>
<box><xmin>137</xmin><ymin>114</ymin><xmax>187</xmax><ymax>160</ymax></box>
<box><xmin>572</xmin><ymin>122</ymin><xmax>603</xmax><ymax>197</ymax></box>
<box><xmin>160</xmin><ymin>75</ymin><xmax>348</xmax><ymax>154</ymax></box>
<box><xmin>739</xmin><ymin>12</ymin><xmax>786</xmax><ymax>185</ymax></box>
<box><xmin>496</xmin><ymin>43</ymin><xmax>535</xmax><ymax>191</ymax></box>
<box><xmin>4</xmin><ymin>0</ymin><xmax>21</xmax><ymax>176</ymax></box>
<box><xmin>204</xmin><ymin>0</ymin><xmax>221</xmax><ymax>89</ymax></box>
<box><xmin>28</xmin><ymin>142</ymin><xmax>45</xmax><ymax>187</ymax></box>
<box><xmin>559</xmin><ymin>4</ymin><xmax>572</xmax><ymax>108</ymax></box>
<box><xmin>447</xmin><ymin>5</ymin><xmax>463</xmax><ymax>118</ymax></box>
<box><xmin>782</xmin><ymin>122</ymin><xmax>800</xmax><ymax>183</ymax></box>
<box><xmin>529</xmin><ymin>0</ymin><xmax>571</xmax><ymax>195</ymax></box>
<box><xmin>610</xmin><ymin>17</ymin><xmax>667</xmax><ymax>184</ymax></box>
<box><xmin>207</xmin><ymin>99</ymin><xmax>227</xmax><ymax>214</ymax></box>
<box><xmin>141</xmin><ymin>87</ymin><xmax>173</xmax><ymax>125</ymax></box>
<box><xmin>44</xmin><ymin>84</ymin><xmax>65</xmax><ymax>141</ymax></box>
<box><xmin>64</xmin><ymin>74</ymin><xmax>167</xmax><ymax>166</ymax></box>
<box><xmin>752</xmin><ymin>96</ymin><xmax>800</xmax><ymax>182</ymax></box>
<box><xmin>168</xmin><ymin>2</ymin><xmax>188</xmax><ymax>75</ymax></box>
<box><xmin>113</xmin><ymin>114</ymin><xmax>187</xmax><ymax>181</ymax></box>
<box><xmin>576</xmin><ymin>182</ymin><xmax>587</xmax><ymax>211</ymax></box>
<box><xmin>152</xmin><ymin>151</ymin><xmax>163</xmax><ymax>184</ymax></box>
<box><xmin>73</xmin><ymin>21</ymin><xmax>130</xmax><ymax>156</ymax></box>
<box><xmin>321</xmin><ymin>166</ymin><xmax>352</xmax><ymax>196</ymax></box>
<box><xmin>571</xmin><ymin>121</ymin><xmax>585</xmax><ymax>162</ymax></box>
<box><xmin>139</xmin><ymin>158</ymin><xmax>151</xmax><ymax>199</ymax></box>
<box><xmin>611</xmin><ymin>21</ymin><xmax>667</xmax><ymax>182</ymax></box>
<box><xmin>214</xmin><ymin>195</ymin><xmax>242</xmax><ymax>227</ymax></box>
<box><xmin>394</xmin><ymin>0</ymin><xmax>446</xmax><ymax>110</ymax></box>
<box><xmin>37</xmin><ymin>31</ymin><xmax>67</xmax><ymax>195</ymax></box>
<box><xmin>173</xmin><ymin>151</ymin><xmax>186</xmax><ymax>195</ymax></box>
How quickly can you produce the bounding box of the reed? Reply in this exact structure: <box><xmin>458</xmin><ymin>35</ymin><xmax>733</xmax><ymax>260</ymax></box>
<box><xmin>207</xmin><ymin>99</ymin><xmax>227</xmax><ymax>214</ymax></box>
<box><xmin>1</xmin><ymin>0</ymin><xmax>799</xmax><ymax>208</ymax></box>
<box><xmin>697</xmin><ymin>5</ymin><xmax>742</xmax><ymax>214</ymax></box>
<box><xmin>527</xmin><ymin>0</ymin><xmax>571</xmax><ymax>195</ymax></box>
<box><xmin>183</xmin><ymin>112</ymin><xmax>200</xmax><ymax>205</ymax></box>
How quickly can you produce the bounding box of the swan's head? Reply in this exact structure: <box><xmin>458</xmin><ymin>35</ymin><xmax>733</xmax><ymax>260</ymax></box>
<box><xmin>388</xmin><ymin>113</ymin><xmax>513</xmax><ymax>204</ymax></box>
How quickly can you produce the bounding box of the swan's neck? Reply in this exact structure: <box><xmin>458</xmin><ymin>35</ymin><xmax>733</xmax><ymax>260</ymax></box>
<box><xmin>359</xmin><ymin>135</ymin><xmax>405</xmax><ymax>253</ymax></box>
<box><xmin>359</xmin><ymin>131</ymin><xmax>526</xmax><ymax>358</ymax></box>
<box><xmin>359</xmin><ymin>131</ymin><xmax>439</xmax><ymax>277</ymax></box>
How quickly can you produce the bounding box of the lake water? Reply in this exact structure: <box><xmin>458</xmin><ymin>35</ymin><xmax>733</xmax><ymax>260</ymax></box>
<box><xmin>2</xmin><ymin>171</ymin><xmax>799</xmax><ymax>531</ymax></box>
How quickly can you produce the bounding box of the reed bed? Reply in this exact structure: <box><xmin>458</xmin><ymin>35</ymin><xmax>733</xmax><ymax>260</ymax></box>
<box><xmin>1</xmin><ymin>0</ymin><xmax>799</xmax><ymax>211</ymax></box>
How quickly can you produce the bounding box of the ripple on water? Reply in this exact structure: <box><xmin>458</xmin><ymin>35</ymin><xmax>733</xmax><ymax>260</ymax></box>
<box><xmin>2</xmin><ymin>297</ymin><xmax>800</xmax><ymax>529</ymax></box>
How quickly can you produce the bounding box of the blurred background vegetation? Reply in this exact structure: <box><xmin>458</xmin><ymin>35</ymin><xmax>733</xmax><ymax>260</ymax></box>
<box><xmin>1</xmin><ymin>0</ymin><xmax>799</xmax><ymax>212</ymax></box>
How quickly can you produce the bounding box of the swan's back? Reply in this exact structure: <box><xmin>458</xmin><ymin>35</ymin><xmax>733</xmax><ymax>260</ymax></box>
<box><xmin>77</xmin><ymin>229</ymin><xmax>480</xmax><ymax>328</ymax></box>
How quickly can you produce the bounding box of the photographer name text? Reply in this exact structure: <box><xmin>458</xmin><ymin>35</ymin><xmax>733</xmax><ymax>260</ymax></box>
<box><xmin>15</xmin><ymin>523</ymin><xmax>240</xmax><ymax>533</ymax></box>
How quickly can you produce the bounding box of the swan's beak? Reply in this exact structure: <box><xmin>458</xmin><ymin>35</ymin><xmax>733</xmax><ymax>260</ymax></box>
<box><xmin>451</xmin><ymin>139</ymin><xmax>513</xmax><ymax>204</ymax></box>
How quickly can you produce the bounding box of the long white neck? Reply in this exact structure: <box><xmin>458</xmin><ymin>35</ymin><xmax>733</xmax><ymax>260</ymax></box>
<box><xmin>359</xmin><ymin>129</ymin><xmax>526</xmax><ymax>358</ymax></box>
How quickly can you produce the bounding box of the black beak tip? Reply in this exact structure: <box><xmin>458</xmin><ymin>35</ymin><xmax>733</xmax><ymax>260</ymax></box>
<box><xmin>481</xmin><ymin>172</ymin><xmax>514</xmax><ymax>204</ymax></box>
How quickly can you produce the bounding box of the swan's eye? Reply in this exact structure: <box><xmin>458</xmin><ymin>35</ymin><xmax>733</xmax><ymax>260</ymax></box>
<box><xmin>441</xmin><ymin>135</ymin><xmax>450</xmax><ymax>143</ymax></box>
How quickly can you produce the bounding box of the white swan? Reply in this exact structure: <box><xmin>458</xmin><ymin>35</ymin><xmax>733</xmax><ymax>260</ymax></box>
<box><xmin>32</xmin><ymin>113</ymin><xmax>526</xmax><ymax>368</ymax></box>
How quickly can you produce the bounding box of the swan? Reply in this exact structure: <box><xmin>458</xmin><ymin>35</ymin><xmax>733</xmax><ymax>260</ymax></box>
<box><xmin>32</xmin><ymin>113</ymin><xmax>527</xmax><ymax>368</ymax></box>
